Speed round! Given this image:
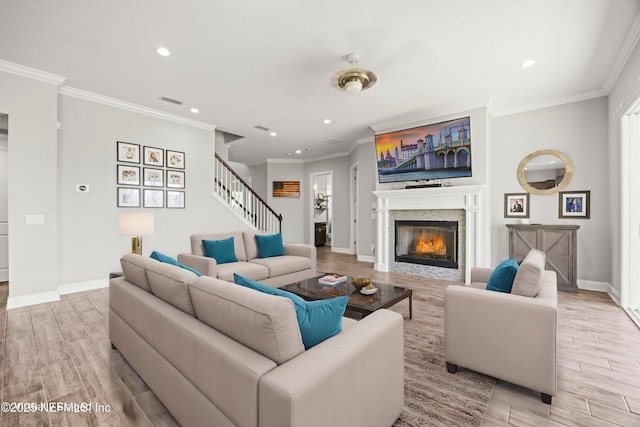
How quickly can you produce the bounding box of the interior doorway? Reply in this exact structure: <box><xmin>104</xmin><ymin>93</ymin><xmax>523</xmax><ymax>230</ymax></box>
<box><xmin>0</xmin><ymin>112</ymin><xmax>8</xmax><ymax>283</ymax></box>
<box><xmin>621</xmin><ymin>103</ymin><xmax>640</xmax><ymax>326</ymax></box>
<box><xmin>310</xmin><ymin>171</ymin><xmax>333</xmax><ymax>248</ymax></box>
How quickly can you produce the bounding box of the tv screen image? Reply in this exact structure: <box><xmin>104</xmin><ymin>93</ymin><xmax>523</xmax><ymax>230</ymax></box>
<box><xmin>375</xmin><ymin>116</ymin><xmax>471</xmax><ymax>183</ymax></box>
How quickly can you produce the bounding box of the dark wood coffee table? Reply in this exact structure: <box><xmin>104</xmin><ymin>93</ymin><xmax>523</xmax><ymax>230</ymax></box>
<box><xmin>282</xmin><ymin>275</ymin><xmax>412</xmax><ymax>319</ymax></box>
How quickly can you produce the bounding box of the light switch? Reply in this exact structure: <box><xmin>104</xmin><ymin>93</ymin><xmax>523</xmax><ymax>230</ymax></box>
<box><xmin>26</xmin><ymin>214</ymin><xmax>44</xmax><ymax>225</ymax></box>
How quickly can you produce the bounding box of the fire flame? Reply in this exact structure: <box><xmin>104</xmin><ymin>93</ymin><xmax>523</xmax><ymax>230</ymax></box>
<box><xmin>415</xmin><ymin>233</ymin><xmax>446</xmax><ymax>256</ymax></box>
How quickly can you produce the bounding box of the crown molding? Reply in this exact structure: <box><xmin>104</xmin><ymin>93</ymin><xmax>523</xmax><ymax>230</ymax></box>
<box><xmin>491</xmin><ymin>89</ymin><xmax>606</xmax><ymax>117</ymax></box>
<box><xmin>603</xmin><ymin>13</ymin><xmax>640</xmax><ymax>94</ymax></box>
<box><xmin>0</xmin><ymin>60</ymin><xmax>66</xmax><ymax>86</ymax></box>
<box><xmin>59</xmin><ymin>86</ymin><xmax>216</xmax><ymax>131</ymax></box>
<box><xmin>356</xmin><ymin>136</ymin><xmax>374</xmax><ymax>145</ymax></box>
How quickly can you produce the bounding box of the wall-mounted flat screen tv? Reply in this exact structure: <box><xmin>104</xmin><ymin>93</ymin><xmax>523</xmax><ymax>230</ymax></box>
<box><xmin>375</xmin><ymin>116</ymin><xmax>471</xmax><ymax>184</ymax></box>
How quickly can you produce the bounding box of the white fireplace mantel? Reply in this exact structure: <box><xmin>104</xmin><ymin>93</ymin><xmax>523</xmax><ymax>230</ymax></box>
<box><xmin>373</xmin><ymin>185</ymin><xmax>488</xmax><ymax>283</ymax></box>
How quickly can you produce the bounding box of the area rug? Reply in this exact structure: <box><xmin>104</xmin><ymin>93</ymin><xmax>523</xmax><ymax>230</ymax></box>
<box><xmin>390</xmin><ymin>285</ymin><xmax>495</xmax><ymax>426</ymax></box>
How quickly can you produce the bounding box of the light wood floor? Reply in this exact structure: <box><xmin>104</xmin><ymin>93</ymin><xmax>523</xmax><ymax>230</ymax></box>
<box><xmin>1</xmin><ymin>249</ymin><xmax>639</xmax><ymax>426</ymax></box>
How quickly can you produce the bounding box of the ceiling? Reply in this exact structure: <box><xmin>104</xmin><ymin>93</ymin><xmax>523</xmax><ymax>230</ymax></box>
<box><xmin>1</xmin><ymin>1</ymin><xmax>639</xmax><ymax>165</ymax></box>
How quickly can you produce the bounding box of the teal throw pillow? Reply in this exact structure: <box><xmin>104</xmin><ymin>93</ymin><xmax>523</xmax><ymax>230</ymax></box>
<box><xmin>233</xmin><ymin>273</ymin><xmax>347</xmax><ymax>349</ymax></box>
<box><xmin>486</xmin><ymin>258</ymin><xmax>519</xmax><ymax>293</ymax></box>
<box><xmin>255</xmin><ymin>233</ymin><xmax>286</xmax><ymax>258</ymax></box>
<box><xmin>150</xmin><ymin>251</ymin><xmax>202</xmax><ymax>276</ymax></box>
<box><xmin>202</xmin><ymin>237</ymin><xmax>239</xmax><ymax>264</ymax></box>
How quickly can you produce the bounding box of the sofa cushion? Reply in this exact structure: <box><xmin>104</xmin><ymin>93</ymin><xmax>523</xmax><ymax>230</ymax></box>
<box><xmin>150</xmin><ymin>250</ymin><xmax>203</xmax><ymax>276</ymax></box>
<box><xmin>215</xmin><ymin>261</ymin><xmax>269</xmax><ymax>282</ymax></box>
<box><xmin>202</xmin><ymin>237</ymin><xmax>239</xmax><ymax>264</ymax></box>
<box><xmin>511</xmin><ymin>249</ymin><xmax>546</xmax><ymax>297</ymax></box>
<box><xmin>189</xmin><ymin>276</ymin><xmax>305</xmax><ymax>365</ymax></box>
<box><xmin>190</xmin><ymin>232</ymin><xmax>247</xmax><ymax>261</ymax></box>
<box><xmin>255</xmin><ymin>233</ymin><xmax>286</xmax><ymax>258</ymax></box>
<box><xmin>120</xmin><ymin>253</ymin><xmax>155</xmax><ymax>292</ymax></box>
<box><xmin>146</xmin><ymin>262</ymin><xmax>197</xmax><ymax>316</ymax></box>
<box><xmin>243</xmin><ymin>230</ymin><xmax>266</xmax><ymax>261</ymax></box>
<box><xmin>486</xmin><ymin>258</ymin><xmax>519</xmax><ymax>293</ymax></box>
<box><xmin>249</xmin><ymin>256</ymin><xmax>311</xmax><ymax>277</ymax></box>
<box><xmin>234</xmin><ymin>274</ymin><xmax>348</xmax><ymax>349</ymax></box>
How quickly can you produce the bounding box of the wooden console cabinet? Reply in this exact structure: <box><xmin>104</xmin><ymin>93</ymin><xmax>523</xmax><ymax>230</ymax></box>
<box><xmin>506</xmin><ymin>224</ymin><xmax>580</xmax><ymax>292</ymax></box>
<box><xmin>314</xmin><ymin>222</ymin><xmax>327</xmax><ymax>247</ymax></box>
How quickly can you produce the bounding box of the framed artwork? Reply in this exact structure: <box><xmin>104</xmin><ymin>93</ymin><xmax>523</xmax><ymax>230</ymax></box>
<box><xmin>167</xmin><ymin>170</ymin><xmax>185</xmax><ymax>188</ymax></box>
<box><xmin>117</xmin><ymin>141</ymin><xmax>140</xmax><ymax>164</ymax></box>
<box><xmin>504</xmin><ymin>193</ymin><xmax>530</xmax><ymax>218</ymax></box>
<box><xmin>273</xmin><ymin>181</ymin><xmax>300</xmax><ymax>198</ymax></box>
<box><xmin>166</xmin><ymin>150</ymin><xmax>185</xmax><ymax>169</ymax></box>
<box><xmin>143</xmin><ymin>168</ymin><xmax>164</xmax><ymax>187</ymax></box>
<box><xmin>117</xmin><ymin>187</ymin><xmax>140</xmax><ymax>207</ymax></box>
<box><xmin>117</xmin><ymin>164</ymin><xmax>140</xmax><ymax>186</ymax></box>
<box><xmin>167</xmin><ymin>190</ymin><xmax>185</xmax><ymax>208</ymax></box>
<box><xmin>144</xmin><ymin>146</ymin><xmax>164</xmax><ymax>167</ymax></box>
<box><xmin>143</xmin><ymin>189</ymin><xmax>164</xmax><ymax>208</ymax></box>
<box><xmin>559</xmin><ymin>190</ymin><xmax>590</xmax><ymax>219</ymax></box>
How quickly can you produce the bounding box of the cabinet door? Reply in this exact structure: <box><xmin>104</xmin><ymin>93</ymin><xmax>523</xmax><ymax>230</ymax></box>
<box><xmin>510</xmin><ymin>229</ymin><xmax>538</xmax><ymax>261</ymax></box>
<box><xmin>540</xmin><ymin>229</ymin><xmax>575</xmax><ymax>290</ymax></box>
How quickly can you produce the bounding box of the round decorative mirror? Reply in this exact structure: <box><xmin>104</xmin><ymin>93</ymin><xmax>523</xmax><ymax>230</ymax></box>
<box><xmin>517</xmin><ymin>149</ymin><xmax>573</xmax><ymax>195</ymax></box>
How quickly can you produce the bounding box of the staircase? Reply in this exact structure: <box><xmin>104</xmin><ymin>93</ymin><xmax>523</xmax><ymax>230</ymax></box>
<box><xmin>214</xmin><ymin>153</ymin><xmax>282</xmax><ymax>233</ymax></box>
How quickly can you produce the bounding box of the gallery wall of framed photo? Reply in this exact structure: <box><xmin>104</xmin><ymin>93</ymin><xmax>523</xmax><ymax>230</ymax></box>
<box><xmin>116</xmin><ymin>141</ymin><xmax>186</xmax><ymax>209</ymax></box>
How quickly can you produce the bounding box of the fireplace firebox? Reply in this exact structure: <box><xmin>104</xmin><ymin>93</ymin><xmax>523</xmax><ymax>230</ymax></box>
<box><xmin>394</xmin><ymin>220</ymin><xmax>458</xmax><ymax>269</ymax></box>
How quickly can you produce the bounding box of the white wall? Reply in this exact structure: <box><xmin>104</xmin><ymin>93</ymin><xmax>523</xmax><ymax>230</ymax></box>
<box><xmin>350</xmin><ymin>141</ymin><xmax>377</xmax><ymax>259</ymax></box>
<box><xmin>266</xmin><ymin>161</ymin><xmax>304</xmax><ymax>243</ymax></box>
<box><xmin>608</xmin><ymin>38</ymin><xmax>640</xmax><ymax>297</ymax></box>
<box><xmin>0</xmin><ymin>71</ymin><xmax>60</xmax><ymax>302</ymax></box>
<box><xmin>0</xmin><ymin>135</ymin><xmax>7</xmax><ymax>281</ymax></box>
<box><xmin>491</xmin><ymin>97</ymin><xmax>610</xmax><ymax>282</ymax></box>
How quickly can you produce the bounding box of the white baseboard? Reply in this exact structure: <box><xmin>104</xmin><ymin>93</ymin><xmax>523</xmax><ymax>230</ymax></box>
<box><xmin>607</xmin><ymin>284</ymin><xmax>621</xmax><ymax>305</ymax></box>
<box><xmin>357</xmin><ymin>255</ymin><xmax>376</xmax><ymax>263</ymax></box>
<box><xmin>331</xmin><ymin>247</ymin><xmax>353</xmax><ymax>255</ymax></box>
<box><xmin>6</xmin><ymin>279</ymin><xmax>109</xmax><ymax>310</ymax></box>
<box><xmin>577</xmin><ymin>279</ymin><xmax>610</xmax><ymax>292</ymax></box>
<box><xmin>59</xmin><ymin>279</ymin><xmax>108</xmax><ymax>295</ymax></box>
<box><xmin>7</xmin><ymin>290</ymin><xmax>60</xmax><ymax>310</ymax></box>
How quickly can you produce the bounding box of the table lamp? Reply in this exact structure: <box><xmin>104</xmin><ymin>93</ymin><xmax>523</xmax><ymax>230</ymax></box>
<box><xmin>120</xmin><ymin>212</ymin><xmax>154</xmax><ymax>255</ymax></box>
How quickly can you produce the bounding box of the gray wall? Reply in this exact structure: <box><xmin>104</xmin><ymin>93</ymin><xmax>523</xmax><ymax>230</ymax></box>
<box><xmin>266</xmin><ymin>161</ymin><xmax>304</xmax><ymax>243</ymax></box>
<box><xmin>0</xmin><ymin>71</ymin><xmax>60</xmax><ymax>300</ymax></box>
<box><xmin>491</xmin><ymin>97</ymin><xmax>609</xmax><ymax>281</ymax></box>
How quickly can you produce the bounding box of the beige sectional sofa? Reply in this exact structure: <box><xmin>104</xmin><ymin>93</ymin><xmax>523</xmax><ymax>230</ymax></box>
<box><xmin>110</xmin><ymin>253</ymin><xmax>405</xmax><ymax>427</ymax></box>
<box><xmin>444</xmin><ymin>249</ymin><xmax>558</xmax><ymax>404</ymax></box>
<box><xmin>177</xmin><ymin>230</ymin><xmax>316</xmax><ymax>287</ymax></box>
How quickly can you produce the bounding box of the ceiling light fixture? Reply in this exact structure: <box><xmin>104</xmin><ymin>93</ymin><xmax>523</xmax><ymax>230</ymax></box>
<box><xmin>331</xmin><ymin>53</ymin><xmax>377</xmax><ymax>93</ymax></box>
<box><xmin>522</xmin><ymin>59</ymin><xmax>536</xmax><ymax>68</ymax></box>
<box><xmin>156</xmin><ymin>47</ymin><xmax>171</xmax><ymax>57</ymax></box>
<box><xmin>324</xmin><ymin>119</ymin><xmax>332</xmax><ymax>124</ymax></box>
<box><xmin>295</xmin><ymin>150</ymin><xmax>302</xmax><ymax>154</ymax></box>
<box><xmin>270</xmin><ymin>132</ymin><xmax>277</xmax><ymax>137</ymax></box>
<box><xmin>190</xmin><ymin>107</ymin><xmax>199</xmax><ymax>113</ymax></box>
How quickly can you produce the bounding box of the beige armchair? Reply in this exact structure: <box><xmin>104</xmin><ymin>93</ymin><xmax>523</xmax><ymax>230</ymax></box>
<box><xmin>444</xmin><ymin>255</ymin><xmax>558</xmax><ymax>404</ymax></box>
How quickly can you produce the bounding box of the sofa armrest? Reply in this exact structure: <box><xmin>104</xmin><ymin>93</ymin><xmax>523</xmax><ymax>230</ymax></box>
<box><xmin>284</xmin><ymin>244</ymin><xmax>317</xmax><ymax>276</ymax></box>
<box><xmin>470</xmin><ymin>267</ymin><xmax>493</xmax><ymax>284</ymax></box>
<box><xmin>177</xmin><ymin>253</ymin><xmax>218</xmax><ymax>277</ymax></box>
<box><xmin>259</xmin><ymin>309</ymin><xmax>404</xmax><ymax>427</ymax></box>
<box><xmin>444</xmin><ymin>282</ymin><xmax>557</xmax><ymax>396</ymax></box>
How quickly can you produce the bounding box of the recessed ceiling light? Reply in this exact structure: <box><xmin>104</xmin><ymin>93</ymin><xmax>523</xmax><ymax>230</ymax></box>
<box><xmin>521</xmin><ymin>59</ymin><xmax>536</xmax><ymax>68</ymax></box>
<box><xmin>270</xmin><ymin>132</ymin><xmax>277</xmax><ymax>137</ymax></box>
<box><xmin>324</xmin><ymin>119</ymin><xmax>332</xmax><ymax>124</ymax></box>
<box><xmin>295</xmin><ymin>150</ymin><xmax>302</xmax><ymax>154</ymax></box>
<box><xmin>156</xmin><ymin>47</ymin><xmax>171</xmax><ymax>57</ymax></box>
<box><xmin>190</xmin><ymin>107</ymin><xmax>199</xmax><ymax>114</ymax></box>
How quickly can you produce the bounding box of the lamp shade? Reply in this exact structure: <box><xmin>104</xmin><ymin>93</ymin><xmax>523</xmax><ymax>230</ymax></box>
<box><xmin>120</xmin><ymin>212</ymin><xmax>154</xmax><ymax>236</ymax></box>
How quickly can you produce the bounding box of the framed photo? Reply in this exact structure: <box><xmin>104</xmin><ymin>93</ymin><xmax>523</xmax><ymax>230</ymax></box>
<box><xmin>117</xmin><ymin>187</ymin><xmax>140</xmax><ymax>207</ymax></box>
<box><xmin>143</xmin><ymin>189</ymin><xmax>164</xmax><ymax>208</ymax></box>
<box><xmin>117</xmin><ymin>164</ymin><xmax>140</xmax><ymax>186</ymax></box>
<box><xmin>143</xmin><ymin>168</ymin><xmax>164</xmax><ymax>187</ymax></box>
<box><xmin>504</xmin><ymin>193</ymin><xmax>530</xmax><ymax>218</ymax></box>
<box><xmin>167</xmin><ymin>190</ymin><xmax>185</xmax><ymax>208</ymax></box>
<box><xmin>273</xmin><ymin>181</ymin><xmax>300</xmax><ymax>198</ymax></box>
<box><xmin>166</xmin><ymin>150</ymin><xmax>185</xmax><ymax>169</ymax></box>
<box><xmin>167</xmin><ymin>170</ymin><xmax>185</xmax><ymax>188</ymax></box>
<box><xmin>144</xmin><ymin>146</ymin><xmax>164</xmax><ymax>167</ymax></box>
<box><xmin>559</xmin><ymin>190</ymin><xmax>590</xmax><ymax>219</ymax></box>
<box><xmin>117</xmin><ymin>141</ymin><xmax>140</xmax><ymax>164</ymax></box>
